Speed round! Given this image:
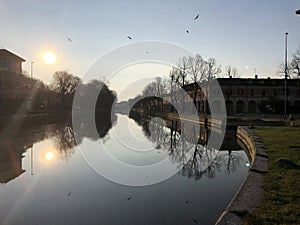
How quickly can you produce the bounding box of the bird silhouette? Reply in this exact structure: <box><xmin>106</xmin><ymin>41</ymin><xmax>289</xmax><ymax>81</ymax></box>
<box><xmin>127</xmin><ymin>36</ymin><xmax>132</xmax><ymax>40</ymax></box>
<box><xmin>67</xmin><ymin>37</ymin><xmax>72</xmax><ymax>42</ymax></box>
<box><xmin>186</xmin><ymin>30</ymin><xmax>190</xmax><ymax>34</ymax></box>
<box><xmin>127</xmin><ymin>195</ymin><xmax>132</xmax><ymax>200</ymax></box>
<box><xmin>193</xmin><ymin>218</ymin><xmax>198</xmax><ymax>224</ymax></box>
<box><xmin>194</xmin><ymin>14</ymin><xmax>199</xmax><ymax>20</ymax></box>
<box><xmin>67</xmin><ymin>192</ymin><xmax>72</xmax><ymax>196</ymax></box>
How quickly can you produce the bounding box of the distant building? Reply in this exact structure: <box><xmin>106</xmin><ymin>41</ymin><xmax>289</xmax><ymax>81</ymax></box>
<box><xmin>183</xmin><ymin>76</ymin><xmax>300</xmax><ymax>115</ymax></box>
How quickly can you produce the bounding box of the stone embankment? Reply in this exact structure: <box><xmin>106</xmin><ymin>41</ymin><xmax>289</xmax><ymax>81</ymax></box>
<box><xmin>215</xmin><ymin>126</ymin><xmax>268</xmax><ymax>225</ymax></box>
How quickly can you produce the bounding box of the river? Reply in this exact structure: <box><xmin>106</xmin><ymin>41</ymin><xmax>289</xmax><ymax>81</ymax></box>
<box><xmin>0</xmin><ymin>113</ymin><xmax>249</xmax><ymax>225</ymax></box>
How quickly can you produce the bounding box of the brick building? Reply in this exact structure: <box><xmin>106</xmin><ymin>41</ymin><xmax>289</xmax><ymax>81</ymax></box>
<box><xmin>0</xmin><ymin>49</ymin><xmax>29</xmax><ymax>100</ymax></box>
<box><xmin>183</xmin><ymin>76</ymin><xmax>300</xmax><ymax>115</ymax></box>
<box><xmin>0</xmin><ymin>49</ymin><xmax>58</xmax><ymax>113</ymax></box>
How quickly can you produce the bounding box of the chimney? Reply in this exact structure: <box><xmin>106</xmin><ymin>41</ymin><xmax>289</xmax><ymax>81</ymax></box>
<box><xmin>229</xmin><ymin>75</ymin><xmax>232</xmax><ymax>79</ymax></box>
<box><xmin>255</xmin><ymin>75</ymin><xmax>258</xmax><ymax>79</ymax></box>
<box><xmin>267</xmin><ymin>77</ymin><xmax>270</xmax><ymax>79</ymax></box>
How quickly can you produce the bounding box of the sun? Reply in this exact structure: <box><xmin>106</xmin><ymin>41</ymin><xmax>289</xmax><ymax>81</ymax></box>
<box><xmin>43</xmin><ymin>51</ymin><xmax>56</xmax><ymax>64</ymax></box>
<box><xmin>45</xmin><ymin>151</ymin><xmax>54</xmax><ymax>161</ymax></box>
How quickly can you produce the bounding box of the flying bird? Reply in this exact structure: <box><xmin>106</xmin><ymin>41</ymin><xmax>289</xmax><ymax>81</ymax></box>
<box><xmin>127</xmin><ymin>195</ymin><xmax>132</xmax><ymax>200</ymax></box>
<box><xmin>67</xmin><ymin>192</ymin><xmax>72</xmax><ymax>196</ymax></box>
<box><xmin>67</xmin><ymin>37</ymin><xmax>72</xmax><ymax>42</ymax></box>
<box><xmin>127</xmin><ymin>36</ymin><xmax>132</xmax><ymax>40</ymax></box>
<box><xmin>186</xmin><ymin>30</ymin><xmax>190</xmax><ymax>34</ymax></box>
<box><xmin>194</xmin><ymin>14</ymin><xmax>199</xmax><ymax>20</ymax></box>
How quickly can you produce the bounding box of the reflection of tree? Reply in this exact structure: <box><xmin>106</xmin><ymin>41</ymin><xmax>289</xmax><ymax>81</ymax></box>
<box><xmin>222</xmin><ymin>150</ymin><xmax>243</xmax><ymax>174</ymax></box>
<box><xmin>53</xmin><ymin>124</ymin><xmax>77</xmax><ymax>160</ymax></box>
<box><xmin>53</xmin><ymin>112</ymin><xmax>117</xmax><ymax>160</ymax></box>
<box><xmin>180</xmin><ymin>146</ymin><xmax>222</xmax><ymax>180</ymax></box>
<box><xmin>129</xmin><ymin>112</ymin><xmax>244</xmax><ymax>180</ymax></box>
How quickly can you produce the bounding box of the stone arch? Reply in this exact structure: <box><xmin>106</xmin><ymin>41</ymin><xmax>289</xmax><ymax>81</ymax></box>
<box><xmin>248</xmin><ymin>100</ymin><xmax>257</xmax><ymax>113</ymax></box>
<box><xmin>225</xmin><ymin>100</ymin><xmax>233</xmax><ymax>114</ymax></box>
<box><xmin>236</xmin><ymin>100</ymin><xmax>245</xmax><ymax>114</ymax></box>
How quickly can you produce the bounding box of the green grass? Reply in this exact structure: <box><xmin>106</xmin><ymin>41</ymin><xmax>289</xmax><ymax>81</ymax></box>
<box><xmin>242</xmin><ymin>126</ymin><xmax>300</xmax><ymax>225</ymax></box>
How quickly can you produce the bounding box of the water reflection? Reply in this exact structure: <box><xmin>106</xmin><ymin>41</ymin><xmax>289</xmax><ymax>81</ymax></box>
<box><xmin>129</xmin><ymin>111</ymin><xmax>244</xmax><ymax>180</ymax></box>
<box><xmin>0</xmin><ymin>113</ymin><xmax>249</xmax><ymax>225</ymax></box>
<box><xmin>0</xmin><ymin>112</ymin><xmax>116</xmax><ymax>183</ymax></box>
<box><xmin>0</xmin><ymin>139</ymin><xmax>26</xmax><ymax>184</ymax></box>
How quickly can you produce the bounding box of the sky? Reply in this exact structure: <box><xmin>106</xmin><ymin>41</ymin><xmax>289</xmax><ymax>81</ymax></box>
<box><xmin>1</xmin><ymin>0</ymin><xmax>299</xmax><ymax>101</ymax></box>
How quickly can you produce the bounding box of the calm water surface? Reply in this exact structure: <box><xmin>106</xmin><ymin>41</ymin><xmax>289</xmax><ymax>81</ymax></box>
<box><xmin>0</xmin><ymin>114</ymin><xmax>249</xmax><ymax>225</ymax></box>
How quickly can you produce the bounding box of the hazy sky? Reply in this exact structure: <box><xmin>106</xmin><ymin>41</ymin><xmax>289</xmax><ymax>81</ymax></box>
<box><xmin>1</xmin><ymin>0</ymin><xmax>299</xmax><ymax>101</ymax></box>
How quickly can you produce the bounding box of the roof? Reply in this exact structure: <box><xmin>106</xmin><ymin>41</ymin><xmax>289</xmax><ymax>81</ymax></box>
<box><xmin>0</xmin><ymin>49</ymin><xmax>26</xmax><ymax>62</ymax></box>
<box><xmin>216</xmin><ymin>77</ymin><xmax>300</xmax><ymax>86</ymax></box>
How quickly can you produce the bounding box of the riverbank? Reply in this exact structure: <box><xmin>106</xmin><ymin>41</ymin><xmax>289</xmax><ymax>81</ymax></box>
<box><xmin>0</xmin><ymin>112</ymin><xmax>71</xmax><ymax>135</ymax></box>
<box><xmin>144</xmin><ymin>110</ymin><xmax>285</xmax><ymax>128</ymax></box>
<box><xmin>216</xmin><ymin>126</ymin><xmax>268</xmax><ymax>225</ymax></box>
<box><xmin>242</xmin><ymin>125</ymin><xmax>300</xmax><ymax>225</ymax></box>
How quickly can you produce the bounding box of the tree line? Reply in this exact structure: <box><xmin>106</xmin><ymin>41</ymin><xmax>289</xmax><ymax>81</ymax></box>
<box><xmin>131</xmin><ymin>44</ymin><xmax>300</xmax><ymax>114</ymax></box>
<box><xmin>131</xmin><ymin>54</ymin><xmax>234</xmax><ymax>112</ymax></box>
<box><xmin>10</xmin><ymin>70</ymin><xmax>117</xmax><ymax>114</ymax></box>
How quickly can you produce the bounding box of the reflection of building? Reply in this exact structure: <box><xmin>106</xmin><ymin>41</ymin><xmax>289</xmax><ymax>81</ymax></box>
<box><xmin>183</xmin><ymin>77</ymin><xmax>300</xmax><ymax>114</ymax></box>
<box><xmin>0</xmin><ymin>139</ymin><xmax>28</xmax><ymax>183</ymax></box>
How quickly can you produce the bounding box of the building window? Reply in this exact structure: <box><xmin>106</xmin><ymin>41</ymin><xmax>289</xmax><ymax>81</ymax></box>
<box><xmin>262</xmin><ymin>90</ymin><xmax>266</xmax><ymax>96</ymax></box>
<box><xmin>0</xmin><ymin>59</ymin><xmax>8</xmax><ymax>69</ymax></box>
<box><xmin>273</xmin><ymin>89</ymin><xmax>277</xmax><ymax>96</ymax></box>
<box><xmin>0</xmin><ymin>78</ymin><xmax>3</xmax><ymax>87</ymax></box>
<box><xmin>225</xmin><ymin>89</ymin><xmax>232</xmax><ymax>96</ymax></box>
<box><xmin>237</xmin><ymin>89</ymin><xmax>244</xmax><ymax>95</ymax></box>
<box><xmin>251</xmin><ymin>89</ymin><xmax>254</xmax><ymax>96</ymax></box>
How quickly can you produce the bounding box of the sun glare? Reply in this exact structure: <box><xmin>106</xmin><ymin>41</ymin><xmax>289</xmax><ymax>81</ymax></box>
<box><xmin>43</xmin><ymin>51</ymin><xmax>56</xmax><ymax>64</ymax></box>
<box><xmin>45</xmin><ymin>151</ymin><xmax>54</xmax><ymax>161</ymax></box>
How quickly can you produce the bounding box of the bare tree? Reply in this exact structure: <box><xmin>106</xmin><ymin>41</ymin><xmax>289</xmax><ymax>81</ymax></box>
<box><xmin>277</xmin><ymin>62</ymin><xmax>292</xmax><ymax>78</ymax></box>
<box><xmin>187</xmin><ymin>54</ymin><xmax>207</xmax><ymax>108</ymax></box>
<box><xmin>141</xmin><ymin>77</ymin><xmax>168</xmax><ymax>110</ymax></box>
<box><xmin>176</xmin><ymin>56</ymin><xmax>190</xmax><ymax>87</ymax></box>
<box><xmin>51</xmin><ymin>70</ymin><xmax>81</xmax><ymax>96</ymax></box>
<box><xmin>188</xmin><ymin>54</ymin><xmax>208</xmax><ymax>82</ymax></box>
<box><xmin>290</xmin><ymin>45</ymin><xmax>300</xmax><ymax>79</ymax></box>
<box><xmin>206</xmin><ymin>58</ymin><xmax>222</xmax><ymax>80</ymax></box>
<box><xmin>225</xmin><ymin>65</ymin><xmax>240</xmax><ymax>78</ymax></box>
<box><xmin>50</xmin><ymin>70</ymin><xmax>81</xmax><ymax>110</ymax></box>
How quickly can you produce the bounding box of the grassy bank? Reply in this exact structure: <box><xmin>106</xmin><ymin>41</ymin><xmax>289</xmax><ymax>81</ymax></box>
<box><xmin>243</xmin><ymin>124</ymin><xmax>300</xmax><ymax>224</ymax></box>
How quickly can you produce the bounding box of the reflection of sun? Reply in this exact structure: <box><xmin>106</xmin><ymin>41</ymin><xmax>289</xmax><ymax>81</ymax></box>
<box><xmin>43</xmin><ymin>51</ymin><xmax>56</xmax><ymax>64</ymax></box>
<box><xmin>45</xmin><ymin>151</ymin><xmax>54</xmax><ymax>161</ymax></box>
